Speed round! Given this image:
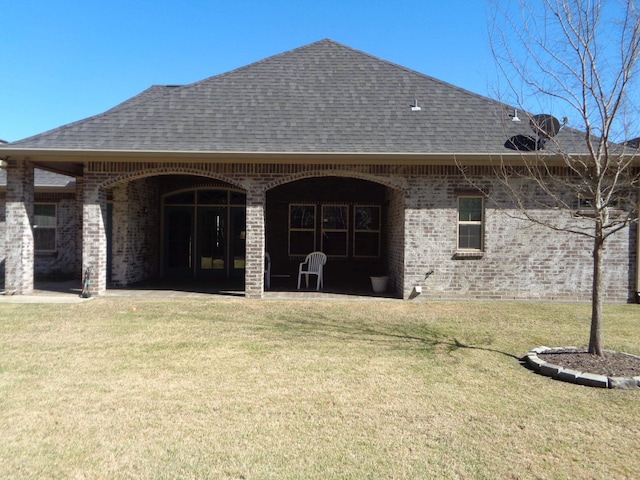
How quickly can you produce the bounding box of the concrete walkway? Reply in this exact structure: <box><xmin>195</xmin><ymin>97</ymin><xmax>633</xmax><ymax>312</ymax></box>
<box><xmin>0</xmin><ymin>280</ymin><xmax>398</xmax><ymax>304</ymax></box>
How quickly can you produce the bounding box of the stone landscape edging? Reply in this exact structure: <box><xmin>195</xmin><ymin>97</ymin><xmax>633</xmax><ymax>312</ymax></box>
<box><xmin>524</xmin><ymin>346</ymin><xmax>640</xmax><ymax>389</ymax></box>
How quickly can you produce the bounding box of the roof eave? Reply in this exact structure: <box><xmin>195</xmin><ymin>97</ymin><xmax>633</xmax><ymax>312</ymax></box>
<box><xmin>0</xmin><ymin>148</ymin><xmax>583</xmax><ymax>166</ymax></box>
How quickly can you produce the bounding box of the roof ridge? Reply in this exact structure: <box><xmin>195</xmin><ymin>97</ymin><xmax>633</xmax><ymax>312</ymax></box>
<box><xmin>341</xmin><ymin>43</ymin><xmax>515</xmax><ymax>112</ymax></box>
<box><xmin>315</xmin><ymin>39</ymin><xmax>522</xmax><ymax>114</ymax></box>
<box><xmin>177</xmin><ymin>37</ymin><xmax>508</xmax><ymax>110</ymax></box>
<box><xmin>178</xmin><ymin>38</ymin><xmax>337</xmax><ymax>90</ymax></box>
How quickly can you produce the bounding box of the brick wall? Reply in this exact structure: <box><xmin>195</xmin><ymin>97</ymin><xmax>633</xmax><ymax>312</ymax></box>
<box><xmin>0</xmin><ymin>196</ymin><xmax>5</xmax><ymax>279</ymax></box>
<box><xmin>33</xmin><ymin>194</ymin><xmax>78</xmax><ymax>279</ymax></box>
<box><xmin>401</xmin><ymin>171</ymin><xmax>636</xmax><ymax>302</ymax></box>
<box><xmin>245</xmin><ymin>182</ymin><xmax>266</xmax><ymax>299</ymax></box>
<box><xmin>0</xmin><ymin>192</ymin><xmax>79</xmax><ymax>282</ymax></box>
<box><xmin>82</xmin><ymin>173</ymin><xmax>109</xmax><ymax>295</ymax></box>
<box><xmin>385</xmin><ymin>188</ymin><xmax>405</xmax><ymax>297</ymax></box>
<box><xmin>111</xmin><ymin>178</ymin><xmax>160</xmax><ymax>286</ymax></box>
<box><xmin>4</xmin><ymin>160</ymin><xmax>34</xmax><ymax>294</ymax></box>
<box><xmin>3</xmin><ymin>160</ymin><xmax>636</xmax><ymax>301</ymax></box>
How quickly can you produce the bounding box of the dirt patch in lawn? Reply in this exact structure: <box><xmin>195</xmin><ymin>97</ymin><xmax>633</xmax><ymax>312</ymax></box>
<box><xmin>538</xmin><ymin>350</ymin><xmax>640</xmax><ymax>377</ymax></box>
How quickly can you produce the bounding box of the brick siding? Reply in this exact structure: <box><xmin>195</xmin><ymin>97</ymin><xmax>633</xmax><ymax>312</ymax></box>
<box><xmin>110</xmin><ymin>178</ymin><xmax>160</xmax><ymax>286</ymax></box>
<box><xmin>2</xmin><ymin>161</ymin><xmax>637</xmax><ymax>301</ymax></box>
<box><xmin>4</xmin><ymin>160</ymin><xmax>34</xmax><ymax>294</ymax></box>
<box><xmin>32</xmin><ymin>193</ymin><xmax>78</xmax><ymax>279</ymax></box>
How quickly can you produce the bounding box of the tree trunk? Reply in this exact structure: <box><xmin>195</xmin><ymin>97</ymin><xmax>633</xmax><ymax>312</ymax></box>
<box><xmin>589</xmin><ymin>225</ymin><xmax>605</xmax><ymax>356</ymax></box>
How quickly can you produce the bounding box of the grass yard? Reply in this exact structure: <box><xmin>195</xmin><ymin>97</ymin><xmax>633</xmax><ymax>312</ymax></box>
<box><xmin>0</xmin><ymin>298</ymin><xmax>639</xmax><ymax>479</ymax></box>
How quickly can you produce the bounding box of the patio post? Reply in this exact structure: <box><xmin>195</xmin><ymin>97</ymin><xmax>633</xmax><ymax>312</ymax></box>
<box><xmin>74</xmin><ymin>176</ymin><xmax>85</xmax><ymax>280</ymax></box>
<box><xmin>82</xmin><ymin>174</ymin><xmax>108</xmax><ymax>296</ymax></box>
<box><xmin>4</xmin><ymin>159</ymin><xmax>34</xmax><ymax>294</ymax></box>
<box><xmin>244</xmin><ymin>184</ymin><xmax>266</xmax><ymax>299</ymax></box>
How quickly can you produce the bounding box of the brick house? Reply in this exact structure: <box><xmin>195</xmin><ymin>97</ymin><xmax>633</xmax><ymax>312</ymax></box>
<box><xmin>0</xmin><ymin>39</ymin><xmax>637</xmax><ymax>300</ymax></box>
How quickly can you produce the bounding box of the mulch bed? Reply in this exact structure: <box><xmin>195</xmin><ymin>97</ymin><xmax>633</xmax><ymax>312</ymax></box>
<box><xmin>538</xmin><ymin>350</ymin><xmax>640</xmax><ymax>377</ymax></box>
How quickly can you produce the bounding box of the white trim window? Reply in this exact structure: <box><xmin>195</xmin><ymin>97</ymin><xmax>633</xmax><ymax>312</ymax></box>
<box><xmin>457</xmin><ymin>196</ymin><xmax>483</xmax><ymax>251</ymax></box>
<box><xmin>34</xmin><ymin>203</ymin><xmax>57</xmax><ymax>252</ymax></box>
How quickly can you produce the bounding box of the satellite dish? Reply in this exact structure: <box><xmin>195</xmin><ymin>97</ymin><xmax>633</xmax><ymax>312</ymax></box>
<box><xmin>530</xmin><ymin>114</ymin><xmax>561</xmax><ymax>138</ymax></box>
<box><xmin>505</xmin><ymin>135</ymin><xmax>538</xmax><ymax>151</ymax></box>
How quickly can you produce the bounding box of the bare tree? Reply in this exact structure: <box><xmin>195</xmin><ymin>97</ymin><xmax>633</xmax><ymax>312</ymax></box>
<box><xmin>484</xmin><ymin>0</ymin><xmax>640</xmax><ymax>355</ymax></box>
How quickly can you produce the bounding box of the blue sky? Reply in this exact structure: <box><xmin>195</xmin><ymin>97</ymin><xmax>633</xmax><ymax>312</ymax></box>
<box><xmin>1</xmin><ymin>0</ymin><xmax>495</xmax><ymax>142</ymax></box>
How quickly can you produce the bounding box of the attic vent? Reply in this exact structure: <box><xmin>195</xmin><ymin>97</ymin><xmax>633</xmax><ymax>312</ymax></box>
<box><xmin>410</xmin><ymin>98</ymin><xmax>421</xmax><ymax>111</ymax></box>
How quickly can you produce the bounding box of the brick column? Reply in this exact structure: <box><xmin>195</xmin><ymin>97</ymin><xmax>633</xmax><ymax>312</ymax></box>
<box><xmin>5</xmin><ymin>159</ymin><xmax>34</xmax><ymax>294</ymax></box>
<box><xmin>110</xmin><ymin>184</ymin><xmax>127</xmax><ymax>286</ymax></box>
<box><xmin>74</xmin><ymin>176</ymin><xmax>84</xmax><ymax>280</ymax></box>
<box><xmin>82</xmin><ymin>175</ymin><xmax>108</xmax><ymax>295</ymax></box>
<box><xmin>402</xmin><ymin>186</ymin><xmax>422</xmax><ymax>300</ymax></box>
<box><xmin>386</xmin><ymin>187</ymin><xmax>406</xmax><ymax>298</ymax></box>
<box><xmin>244</xmin><ymin>184</ymin><xmax>266</xmax><ymax>299</ymax></box>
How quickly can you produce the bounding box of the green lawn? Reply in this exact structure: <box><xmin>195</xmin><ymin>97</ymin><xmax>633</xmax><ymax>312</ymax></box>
<box><xmin>1</xmin><ymin>299</ymin><xmax>638</xmax><ymax>479</ymax></box>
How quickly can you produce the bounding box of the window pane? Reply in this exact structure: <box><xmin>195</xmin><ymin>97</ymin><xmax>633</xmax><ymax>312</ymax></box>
<box><xmin>579</xmin><ymin>197</ymin><xmax>592</xmax><ymax>208</ymax></box>
<box><xmin>229</xmin><ymin>191</ymin><xmax>246</xmax><ymax>205</ymax></box>
<box><xmin>165</xmin><ymin>191</ymin><xmax>195</xmax><ymax>205</ymax></box>
<box><xmin>290</xmin><ymin>205</ymin><xmax>315</xmax><ymax>229</ymax></box>
<box><xmin>323</xmin><ymin>206</ymin><xmax>347</xmax><ymax>230</ymax></box>
<box><xmin>459</xmin><ymin>198</ymin><xmax>482</xmax><ymax>221</ymax></box>
<box><xmin>34</xmin><ymin>204</ymin><xmax>56</xmax><ymax>251</ymax></box>
<box><xmin>34</xmin><ymin>204</ymin><xmax>56</xmax><ymax>227</ymax></box>
<box><xmin>459</xmin><ymin>225</ymin><xmax>482</xmax><ymax>249</ymax></box>
<box><xmin>354</xmin><ymin>232</ymin><xmax>380</xmax><ymax>257</ymax></box>
<box><xmin>354</xmin><ymin>206</ymin><xmax>380</xmax><ymax>230</ymax></box>
<box><xmin>290</xmin><ymin>231</ymin><xmax>315</xmax><ymax>255</ymax></box>
<box><xmin>198</xmin><ymin>190</ymin><xmax>228</xmax><ymax>205</ymax></box>
<box><xmin>322</xmin><ymin>231</ymin><xmax>347</xmax><ymax>256</ymax></box>
<box><xmin>34</xmin><ymin>229</ymin><xmax>56</xmax><ymax>251</ymax></box>
<box><xmin>167</xmin><ymin>210</ymin><xmax>193</xmax><ymax>268</ymax></box>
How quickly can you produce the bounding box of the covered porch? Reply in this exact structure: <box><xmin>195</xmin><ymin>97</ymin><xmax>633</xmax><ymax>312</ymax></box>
<box><xmin>3</xmin><ymin>162</ymin><xmax>406</xmax><ymax>299</ymax></box>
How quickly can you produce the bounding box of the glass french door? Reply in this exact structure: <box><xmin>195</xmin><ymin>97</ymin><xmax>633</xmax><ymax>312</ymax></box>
<box><xmin>230</xmin><ymin>207</ymin><xmax>246</xmax><ymax>278</ymax></box>
<box><xmin>164</xmin><ymin>202</ymin><xmax>246</xmax><ymax>279</ymax></box>
<box><xmin>197</xmin><ymin>207</ymin><xmax>227</xmax><ymax>278</ymax></box>
<box><xmin>165</xmin><ymin>207</ymin><xmax>194</xmax><ymax>277</ymax></box>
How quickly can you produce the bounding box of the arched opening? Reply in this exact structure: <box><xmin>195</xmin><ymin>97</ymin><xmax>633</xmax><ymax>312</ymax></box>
<box><xmin>107</xmin><ymin>174</ymin><xmax>246</xmax><ymax>291</ymax></box>
<box><xmin>265</xmin><ymin>176</ymin><xmax>404</xmax><ymax>297</ymax></box>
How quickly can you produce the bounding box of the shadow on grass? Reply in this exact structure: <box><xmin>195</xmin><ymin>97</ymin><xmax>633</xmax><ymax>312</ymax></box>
<box><xmin>275</xmin><ymin>317</ymin><xmax>520</xmax><ymax>360</ymax></box>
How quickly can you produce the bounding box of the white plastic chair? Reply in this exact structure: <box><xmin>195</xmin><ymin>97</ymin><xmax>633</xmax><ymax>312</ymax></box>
<box><xmin>264</xmin><ymin>252</ymin><xmax>271</xmax><ymax>289</ymax></box>
<box><xmin>297</xmin><ymin>251</ymin><xmax>327</xmax><ymax>290</ymax></box>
